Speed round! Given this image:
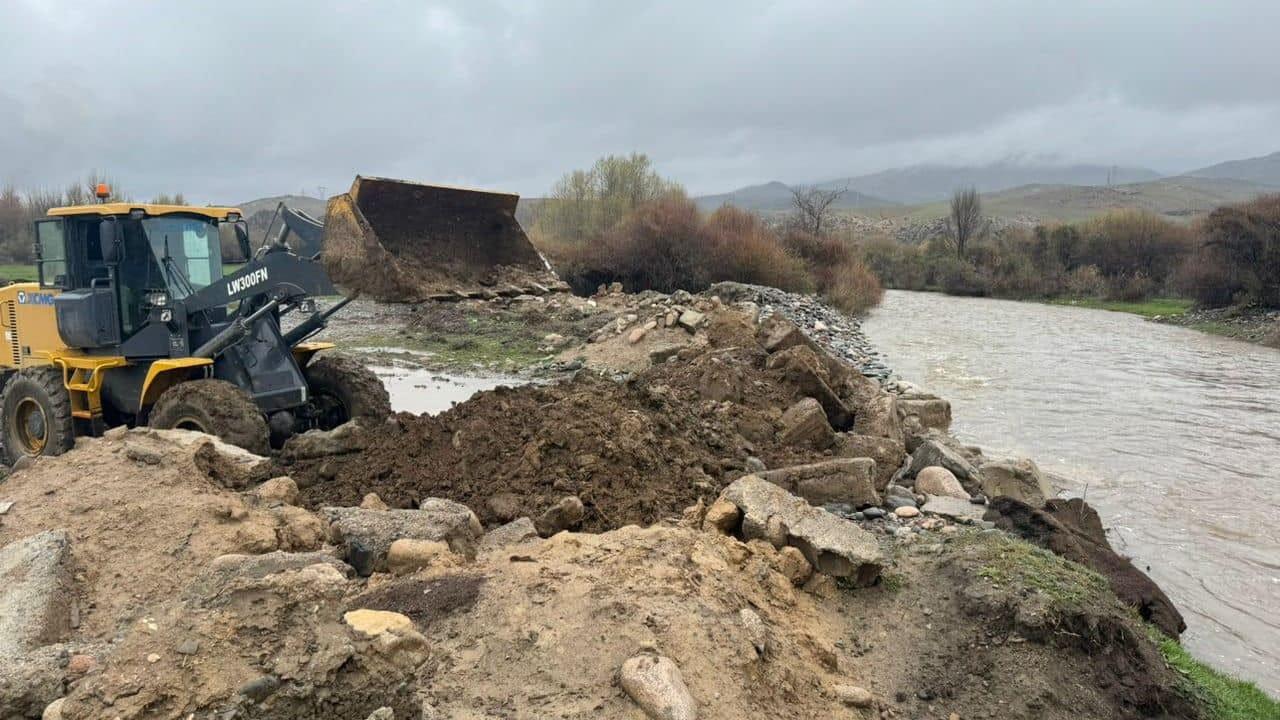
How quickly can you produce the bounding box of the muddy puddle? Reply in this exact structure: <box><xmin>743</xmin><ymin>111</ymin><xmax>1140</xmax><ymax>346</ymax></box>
<box><xmin>371</xmin><ymin>366</ymin><xmax>528</xmax><ymax>415</ymax></box>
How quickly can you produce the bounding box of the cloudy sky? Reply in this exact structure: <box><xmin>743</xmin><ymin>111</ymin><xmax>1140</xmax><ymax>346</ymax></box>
<box><xmin>2</xmin><ymin>0</ymin><xmax>1277</xmax><ymax>203</ymax></box>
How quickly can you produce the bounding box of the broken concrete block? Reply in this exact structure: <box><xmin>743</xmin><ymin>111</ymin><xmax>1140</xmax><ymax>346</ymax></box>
<box><xmin>778</xmin><ymin>397</ymin><xmax>834</xmax><ymax>449</ymax></box>
<box><xmin>979</xmin><ymin>458</ymin><xmax>1052</xmax><ymax>507</ymax></box>
<box><xmin>0</xmin><ymin>531</ymin><xmax>74</xmax><ymax>656</ymax></box>
<box><xmin>899</xmin><ymin>397</ymin><xmax>952</xmax><ymax>432</ymax></box>
<box><xmin>833</xmin><ymin>433</ymin><xmax>906</xmax><ymax>491</ymax></box>
<box><xmin>757</xmin><ymin>459</ymin><xmax>880</xmax><ymax>508</ymax></box>
<box><xmin>908</xmin><ymin>438</ymin><xmax>979</xmax><ymax>483</ymax></box>
<box><xmin>321</xmin><ymin>501</ymin><xmax>483</xmax><ymax>574</ymax></box>
<box><xmin>677</xmin><ymin>309</ymin><xmax>705</xmax><ymax>332</ymax></box>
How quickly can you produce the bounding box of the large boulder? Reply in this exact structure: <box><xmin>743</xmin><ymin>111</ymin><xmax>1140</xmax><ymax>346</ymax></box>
<box><xmin>898</xmin><ymin>396</ymin><xmax>952</xmax><ymax>432</ymax></box>
<box><xmin>757</xmin><ymin>459</ymin><xmax>880</xmax><ymax>508</ymax></box>
<box><xmin>766</xmin><ymin>345</ymin><xmax>854</xmax><ymax>430</ymax></box>
<box><xmin>757</xmin><ymin>315</ymin><xmax>812</xmax><ymax>354</ymax></box>
<box><xmin>0</xmin><ymin>530</ymin><xmax>74</xmax><ymax>656</ymax></box>
<box><xmin>717</xmin><ymin>476</ymin><xmax>883</xmax><ymax>585</ymax></box>
<box><xmin>321</xmin><ymin>501</ymin><xmax>483</xmax><ymax>575</ymax></box>
<box><xmin>907</xmin><ymin>438</ymin><xmax>979</xmax><ymax>485</ymax></box>
<box><xmin>979</xmin><ymin>458</ymin><xmax>1053</xmax><ymax>507</ymax></box>
<box><xmin>777</xmin><ymin>398</ymin><xmax>834</xmax><ymax>449</ymax></box>
<box><xmin>833</xmin><ymin>433</ymin><xmax>905</xmax><ymax>491</ymax></box>
<box><xmin>281</xmin><ymin>421</ymin><xmax>368</xmax><ymax>462</ymax></box>
<box><xmin>852</xmin><ymin>390</ymin><xmax>903</xmax><ymax>444</ymax></box>
<box><xmin>913</xmin><ymin>466</ymin><xmax>969</xmax><ymax>500</ymax></box>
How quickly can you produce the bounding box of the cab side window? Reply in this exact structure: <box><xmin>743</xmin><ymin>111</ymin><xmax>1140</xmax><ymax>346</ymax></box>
<box><xmin>36</xmin><ymin>220</ymin><xmax>67</xmax><ymax>289</ymax></box>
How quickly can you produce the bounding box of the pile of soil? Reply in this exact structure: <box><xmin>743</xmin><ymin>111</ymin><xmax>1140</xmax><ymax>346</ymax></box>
<box><xmin>294</xmin><ymin>341</ymin><xmax>824</xmax><ymax>529</ymax></box>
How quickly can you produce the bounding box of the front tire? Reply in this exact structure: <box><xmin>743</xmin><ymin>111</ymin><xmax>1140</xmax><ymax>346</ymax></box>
<box><xmin>0</xmin><ymin>367</ymin><xmax>76</xmax><ymax>465</ymax></box>
<box><xmin>304</xmin><ymin>354</ymin><xmax>391</xmax><ymax>430</ymax></box>
<box><xmin>149</xmin><ymin>379</ymin><xmax>270</xmax><ymax>455</ymax></box>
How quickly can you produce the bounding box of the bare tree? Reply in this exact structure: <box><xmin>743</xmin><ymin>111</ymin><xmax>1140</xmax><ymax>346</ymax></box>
<box><xmin>789</xmin><ymin>184</ymin><xmax>848</xmax><ymax>237</ymax></box>
<box><xmin>947</xmin><ymin>186</ymin><xmax>983</xmax><ymax>258</ymax></box>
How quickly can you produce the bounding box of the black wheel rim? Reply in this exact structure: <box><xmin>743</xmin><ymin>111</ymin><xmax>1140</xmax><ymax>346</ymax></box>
<box><xmin>13</xmin><ymin>398</ymin><xmax>48</xmax><ymax>455</ymax></box>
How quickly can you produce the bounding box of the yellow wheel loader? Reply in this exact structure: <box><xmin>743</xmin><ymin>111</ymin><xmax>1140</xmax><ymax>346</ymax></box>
<box><xmin>0</xmin><ymin>189</ymin><xmax>391</xmax><ymax>463</ymax></box>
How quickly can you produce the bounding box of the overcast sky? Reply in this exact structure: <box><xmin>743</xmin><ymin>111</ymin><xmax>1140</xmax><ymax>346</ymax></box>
<box><xmin>2</xmin><ymin>0</ymin><xmax>1277</xmax><ymax>203</ymax></box>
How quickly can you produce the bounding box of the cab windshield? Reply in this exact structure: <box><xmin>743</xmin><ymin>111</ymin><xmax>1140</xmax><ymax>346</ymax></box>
<box><xmin>140</xmin><ymin>216</ymin><xmax>223</xmax><ymax>299</ymax></box>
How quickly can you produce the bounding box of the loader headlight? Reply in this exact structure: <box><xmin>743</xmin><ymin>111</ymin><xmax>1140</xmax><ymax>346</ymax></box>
<box><xmin>146</xmin><ymin>291</ymin><xmax>169</xmax><ymax>307</ymax></box>
<box><xmin>298</xmin><ymin>299</ymin><xmax>317</xmax><ymax>314</ymax></box>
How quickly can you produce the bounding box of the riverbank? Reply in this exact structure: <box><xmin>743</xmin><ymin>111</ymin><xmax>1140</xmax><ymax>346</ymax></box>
<box><xmin>2</xmin><ymin>285</ymin><xmax>1275</xmax><ymax>718</ymax></box>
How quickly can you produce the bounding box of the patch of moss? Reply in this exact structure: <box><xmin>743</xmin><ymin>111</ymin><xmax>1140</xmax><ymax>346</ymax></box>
<box><xmin>1150</xmin><ymin>630</ymin><xmax>1280</xmax><ymax>720</ymax></box>
<box><xmin>972</xmin><ymin>534</ymin><xmax>1111</xmax><ymax>611</ymax></box>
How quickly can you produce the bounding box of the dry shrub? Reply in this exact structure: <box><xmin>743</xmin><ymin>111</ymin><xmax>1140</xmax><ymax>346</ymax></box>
<box><xmin>703</xmin><ymin>207</ymin><xmax>812</xmax><ymax>293</ymax></box>
<box><xmin>1081</xmin><ymin>210</ymin><xmax>1193</xmax><ymax>283</ymax></box>
<box><xmin>1177</xmin><ymin>194</ymin><xmax>1280</xmax><ymax>308</ymax></box>
<box><xmin>1065</xmin><ymin>265</ymin><xmax>1107</xmax><ymax>297</ymax></box>
<box><xmin>1106</xmin><ymin>272</ymin><xmax>1157</xmax><ymax>302</ymax></box>
<box><xmin>822</xmin><ymin>259</ymin><xmax>883</xmax><ymax>314</ymax></box>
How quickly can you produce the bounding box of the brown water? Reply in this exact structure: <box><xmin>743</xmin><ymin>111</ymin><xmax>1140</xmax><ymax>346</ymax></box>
<box><xmin>863</xmin><ymin>290</ymin><xmax>1280</xmax><ymax>693</ymax></box>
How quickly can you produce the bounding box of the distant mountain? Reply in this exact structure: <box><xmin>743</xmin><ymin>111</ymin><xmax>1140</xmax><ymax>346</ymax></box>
<box><xmin>1186</xmin><ymin>151</ymin><xmax>1280</xmax><ymax>187</ymax></box>
<box><xmin>235</xmin><ymin>194</ymin><xmax>327</xmax><ymax>220</ymax></box>
<box><xmin>822</xmin><ymin>162</ymin><xmax>1162</xmax><ymax>205</ymax></box>
<box><xmin>693</xmin><ymin>181</ymin><xmax>892</xmax><ymax>213</ymax></box>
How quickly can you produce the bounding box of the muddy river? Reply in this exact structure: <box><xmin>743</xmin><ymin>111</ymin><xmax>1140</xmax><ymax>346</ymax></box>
<box><xmin>863</xmin><ymin>289</ymin><xmax>1280</xmax><ymax>692</ymax></box>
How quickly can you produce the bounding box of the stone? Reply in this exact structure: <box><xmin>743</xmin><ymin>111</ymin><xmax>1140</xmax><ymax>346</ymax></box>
<box><xmin>386</xmin><ymin>539</ymin><xmax>455</xmax><ymax>575</ymax></box>
<box><xmin>719</xmin><ymin>476</ymin><xmax>883</xmax><ymax>585</ymax></box>
<box><xmin>757</xmin><ymin>459</ymin><xmax>880</xmax><ymax>507</ymax></box>
<box><xmin>740</xmin><ymin>608</ymin><xmax>768</xmax><ymax>654</ymax></box>
<box><xmin>894</xmin><ymin>506</ymin><xmax>920</xmax><ymax>519</ymax></box>
<box><xmin>619</xmin><ymin>654</ymin><xmax>698</xmax><ymax>720</ymax></box>
<box><xmin>908</xmin><ymin>438</ymin><xmax>979</xmax><ymax>483</ymax></box>
<box><xmin>175</xmin><ymin>639</ymin><xmax>200</xmax><ymax>655</ymax></box>
<box><xmin>281</xmin><ymin>421</ymin><xmax>368</xmax><ymax>461</ymax></box>
<box><xmin>534</xmin><ymin>495</ymin><xmax>585</xmax><ymax>537</ymax></box>
<box><xmin>767</xmin><ymin>345</ymin><xmax>854</xmax><ymax>430</ymax></box>
<box><xmin>883</xmin><ymin>494</ymin><xmax>916</xmax><ymax>510</ymax></box>
<box><xmin>344</xmin><ymin>609</ymin><xmax>415</xmax><ymax>637</ymax></box>
<box><xmin>913</xmin><ymin>466</ymin><xmax>969</xmax><ymax>500</ymax></box>
<box><xmin>852</xmin><ymin>390</ymin><xmax>903</xmax><ymax>444</ymax></box>
<box><xmin>628</xmin><ymin>326</ymin><xmax>649</xmax><ymax>344</ymax></box>
<box><xmin>191</xmin><ymin>552</ymin><xmax>353</xmax><ymax>602</ymax></box>
<box><xmin>41</xmin><ymin>697</ymin><xmax>64</xmax><ymax>720</ymax></box>
<box><xmin>360</xmin><ymin>493</ymin><xmax>390</xmax><ymax>511</ymax></box>
<box><xmin>834</xmin><ymin>685</ymin><xmax>874</xmax><ymax>708</ymax></box>
<box><xmin>0</xmin><ymin>531</ymin><xmax>74</xmax><ymax>657</ymax></box>
<box><xmin>758</xmin><ymin>315</ymin><xmax>810</xmax><ymax>354</ymax></box>
<box><xmin>239</xmin><ymin>674</ymin><xmax>281</xmax><ymax>702</ymax></box>
<box><xmin>979</xmin><ymin>458</ymin><xmax>1052</xmax><ymax>507</ymax></box>
<box><xmin>833</xmin><ymin>434</ymin><xmax>905</xmax><ymax>491</ymax></box>
<box><xmin>921</xmin><ymin>495</ymin><xmax>986</xmax><ymax>523</ymax></box>
<box><xmin>677</xmin><ymin>309</ymin><xmax>705</xmax><ymax>332</ymax></box>
<box><xmin>249</xmin><ymin>476</ymin><xmax>299</xmax><ymax>506</ymax></box>
<box><xmin>66</xmin><ymin>653</ymin><xmax>96</xmax><ymax>674</ymax></box>
<box><xmin>0</xmin><ymin>500</ymin><xmax>12</xmax><ymax>515</ymax></box>
<box><xmin>778</xmin><ymin>398</ymin><xmax>834</xmax><ymax>449</ymax></box>
<box><xmin>364</xmin><ymin>709</ymin><xmax>394</xmax><ymax>720</ymax></box>
<box><xmin>702</xmin><ymin>497</ymin><xmax>741</xmax><ymax>533</ymax></box>
<box><xmin>271</xmin><ymin>505</ymin><xmax>327</xmax><ymax>551</ymax></box>
<box><xmin>649</xmin><ymin>344</ymin><xmax>684</xmax><ymax>365</ymax></box>
<box><xmin>744</xmin><ymin>456</ymin><xmax>767</xmax><ymax>473</ymax></box>
<box><xmin>898</xmin><ymin>397</ymin><xmax>952</xmax><ymax>432</ymax></box>
<box><xmin>861</xmin><ymin>507</ymin><xmax>886</xmax><ymax>519</ymax></box>
<box><xmin>486</xmin><ymin>492</ymin><xmax>523</xmax><ymax>522</ymax></box>
<box><xmin>11</xmin><ymin>455</ymin><xmax>34</xmax><ymax>472</ymax></box>
<box><xmin>774</xmin><ymin>546</ymin><xmax>813</xmax><ymax>585</ymax></box>
<box><xmin>478</xmin><ymin>517</ymin><xmax>541</xmax><ymax>552</ymax></box>
<box><xmin>321</xmin><ymin>501</ymin><xmax>483</xmax><ymax>575</ymax></box>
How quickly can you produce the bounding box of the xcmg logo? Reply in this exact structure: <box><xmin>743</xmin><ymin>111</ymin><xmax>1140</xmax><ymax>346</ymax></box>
<box><xmin>16</xmin><ymin>291</ymin><xmax>55</xmax><ymax>306</ymax></box>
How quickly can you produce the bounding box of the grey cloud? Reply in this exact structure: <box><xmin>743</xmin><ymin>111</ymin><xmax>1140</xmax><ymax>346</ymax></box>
<box><xmin>1</xmin><ymin>0</ymin><xmax>1277</xmax><ymax>203</ymax></box>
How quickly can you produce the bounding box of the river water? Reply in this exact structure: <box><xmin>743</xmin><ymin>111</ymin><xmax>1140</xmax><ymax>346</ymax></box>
<box><xmin>863</xmin><ymin>290</ymin><xmax>1280</xmax><ymax>693</ymax></box>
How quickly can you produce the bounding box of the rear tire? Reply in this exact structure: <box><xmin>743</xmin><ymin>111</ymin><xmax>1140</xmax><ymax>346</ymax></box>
<box><xmin>304</xmin><ymin>354</ymin><xmax>391</xmax><ymax>430</ymax></box>
<box><xmin>0</xmin><ymin>367</ymin><xmax>76</xmax><ymax>465</ymax></box>
<box><xmin>149</xmin><ymin>379</ymin><xmax>270</xmax><ymax>455</ymax></box>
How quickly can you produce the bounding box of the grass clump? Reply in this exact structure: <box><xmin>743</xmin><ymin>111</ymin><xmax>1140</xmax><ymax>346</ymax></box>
<box><xmin>1151</xmin><ymin>630</ymin><xmax>1279</xmax><ymax>720</ymax></box>
<box><xmin>973</xmin><ymin>534</ymin><xmax>1111</xmax><ymax>610</ymax></box>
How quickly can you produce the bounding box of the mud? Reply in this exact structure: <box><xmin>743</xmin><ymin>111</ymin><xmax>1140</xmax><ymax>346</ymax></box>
<box><xmin>350</xmin><ymin>574</ymin><xmax>484</xmax><ymax>626</ymax></box>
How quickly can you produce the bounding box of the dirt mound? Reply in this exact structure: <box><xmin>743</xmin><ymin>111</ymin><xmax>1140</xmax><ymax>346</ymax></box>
<box><xmin>987</xmin><ymin>496</ymin><xmax>1187</xmax><ymax>638</ymax></box>
<box><xmin>0</xmin><ymin>429</ymin><xmax>320</xmax><ymax>642</ymax></box>
<box><xmin>292</xmin><ymin>337</ymin><xmax>831</xmax><ymax>530</ymax></box>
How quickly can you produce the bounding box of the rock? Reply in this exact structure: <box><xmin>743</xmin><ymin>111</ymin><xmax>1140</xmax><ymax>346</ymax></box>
<box><xmin>702</xmin><ymin>497</ymin><xmax>741</xmax><ymax>533</ymax></box>
<box><xmin>883</xmin><ymin>494</ymin><xmax>916</xmax><ymax>510</ymax></box>
<box><xmin>648</xmin><ymin>344</ymin><xmax>684</xmax><ymax>365</ymax></box>
<box><xmin>908</xmin><ymin>438</ymin><xmax>979</xmax><ymax>483</ymax></box>
<box><xmin>774</xmin><ymin>546</ymin><xmax>813</xmax><ymax>585</ymax></box>
<box><xmin>386</xmin><ymin>539</ymin><xmax>455</xmax><ymax>574</ymax></box>
<box><xmin>758</xmin><ymin>315</ymin><xmax>810</xmax><ymax>354</ymax></box>
<box><xmin>619</xmin><ymin>654</ymin><xmax>698</xmax><ymax>720</ymax></box>
<box><xmin>486</xmin><ymin>492</ymin><xmax>523</xmax><ymax>522</ymax></box>
<box><xmin>920</xmin><ymin>495</ymin><xmax>986</xmax><ymax>523</ymax></box>
<box><xmin>11</xmin><ymin>455</ymin><xmax>34</xmax><ymax>472</ymax></box>
<box><xmin>813</xmin><ymin>320</ymin><xmax>828</xmax><ymax>332</ymax></box>
<box><xmin>677</xmin><ymin>309</ymin><xmax>705</xmax><ymax>332</ymax></box>
<box><xmin>719</xmin><ymin>476</ymin><xmax>883</xmax><ymax>585</ymax></box>
<box><xmin>175</xmin><ymin>639</ymin><xmax>200</xmax><ymax>655</ymax></box>
<box><xmin>322</xmin><ymin>501</ymin><xmax>483</xmax><ymax>575</ymax></box>
<box><xmin>0</xmin><ymin>530</ymin><xmax>74</xmax><ymax>656</ymax></box>
<box><xmin>534</xmin><ymin>495</ymin><xmax>585</xmax><ymax>537</ymax></box>
<box><xmin>0</xmin><ymin>500</ymin><xmax>11</xmax><ymax>515</ymax></box>
<box><xmin>757</xmin><ymin>459</ymin><xmax>880</xmax><ymax>507</ymax></box>
<box><xmin>479</xmin><ymin>517</ymin><xmax>541</xmax><ymax>551</ymax></box>
<box><xmin>778</xmin><ymin>398</ymin><xmax>834</xmax><ymax>449</ymax></box>
<box><xmin>913</xmin><ymin>466</ymin><xmax>969</xmax><ymax>500</ymax></box>
<box><xmin>979</xmin><ymin>458</ymin><xmax>1052</xmax><ymax>507</ymax></box>
<box><xmin>861</xmin><ymin>507</ymin><xmax>886</xmax><ymax>519</ymax></box>
<box><xmin>360</xmin><ymin>493</ymin><xmax>389</xmax><ymax>511</ymax></box>
<box><xmin>271</xmin><ymin>505</ymin><xmax>327</xmax><ymax>551</ymax></box>
<box><xmin>898</xmin><ymin>397</ymin><xmax>952</xmax><ymax>432</ymax></box>
<box><xmin>281</xmin><ymin>421</ymin><xmax>367</xmax><ymax>461</ymax></box>
<box><xmin>851</xmin><ymin>389</ymin><xmax>903</xmax><ymax>444</ymax></box>
<box><xmin>833</xmin><ymin>434</ymin><xmax>905</xmax><ymax>491</ymax></box>
<box><xmin>239</xmin><ymin>674</ymin><xmax>281</xmax><ymax>702</ymax></box>
<box><xmin>740</xmin><ymin>608</ymin><xmax>768</xmax><ymax>654</ymax></box>
<box><xmin>894</xmin><ymin>506</ymin><xmax>920</xmax><ymax>519</ymax></box>
<box><xmin>767</xmin><ymin>345</ymin><xmax>854</xmax><ymax>430</ymax></box>
<box><xmin>343</xmin><ymin>609</ymin><xmax>415</xmax><ymax>637</ymax></box>
<box><xmin>834</xmin><ymin>684</ymin><xmax>875</xmax><ymax>708</ymax></box>
<box><xmin>66</xmin><ymin>653</ymin><xmax>96</xmax><ymax>674</ymax></box>
<box><xmin>1</xmin><ymin>647</ymin><xmax>65</xmax><ymax>718</ymax></box>
<box><xmin>744</xmin><ymin>456</ymin><xmax>767</xmax><ymax>473</ymax></box>
<box><xmin>365</xmin><ymin>709</ymin><xmax>395</xmax><ymax>720</ymax></box>
<box><xmin>41</xmin><ymin>697</ymin><xmax>64</xmax><ymax>720</ymax></box>
<box><xmin>191</xmin><ymin>551</ymin><xmax>354</xmax><ymax>601</ymax></box>
<box><xmin>628</xmin><ymin>326</ymin><xmax>649</xmax><ymax>344</ymax></box>
<box><xmin>249</xmin><ymin>476</ymin><xmax>299</xmax><ymax>506</ymax></box>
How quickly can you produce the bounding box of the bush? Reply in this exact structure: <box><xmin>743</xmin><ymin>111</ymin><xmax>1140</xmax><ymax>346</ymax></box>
<box><xmin>1064</xmin><ymin>265</ymin><xmax>1107</xmax><ymax>297</ymax></box>
<box><xmin>822</xmin><ymin>260</ymin><xmax>883</xmax><ymax>314</ymax></box>
<box><xmin>1177</xmin><ymin>194</ymin><xmax>1280</xmax><ymax>308</ymax></box>
<box><xmin>1081</xmin><ymin>210</ymin><xmax>1193</xmax><ymax>285</ymax></box>
<box><xmin>703</xmin><ymin>207</ymin><xmax>812</xmax><ymax>293</ymax></box>
<box><xmin>1106</xmin><ymin>272</ymin><xmax>1157</xmax><ymax>302</ymax></box>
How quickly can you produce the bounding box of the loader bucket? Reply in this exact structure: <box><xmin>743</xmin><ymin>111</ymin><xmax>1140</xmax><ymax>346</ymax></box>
<box><xmin>321</xmin><ymin>176</ymin><xmax>560</xmax><ymax>302</ymax></box>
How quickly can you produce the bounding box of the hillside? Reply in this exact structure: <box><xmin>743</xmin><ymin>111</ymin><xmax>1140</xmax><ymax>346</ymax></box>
<box><xmin>234</xmin><ymin>194</ymin><xmax>327</xmax><ymax>220</ymax></box>
<box><xmin>1186</xmin><ymin>150</ymin><xmax>1280</xmax><ymax>187</ymax></box>
<box><xmin>824</xmin><ymin>162</ymin><xmax>1162</xmax><ymax>205</ymax></box>
<box><xmin>693</xmin><ymin>181</ymin><xmax>892</xmax><ymax>213</ymax></box>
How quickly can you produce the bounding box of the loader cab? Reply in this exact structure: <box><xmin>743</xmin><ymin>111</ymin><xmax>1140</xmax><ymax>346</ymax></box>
<box><xmin>39</xmin><ymin>204</ymin><xmax>247</xmax><ymax>355</ymax></box>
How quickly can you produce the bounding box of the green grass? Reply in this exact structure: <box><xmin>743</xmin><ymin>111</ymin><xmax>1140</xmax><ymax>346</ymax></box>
<box><xmin>0</xmin><ymin>263</ymin><xmax>38</xmax><ymax>282</ymax></box>
<box><xmin>1153</xmin><ymin>631</ymin><xmax>1280</xmax><ymax>720</ymax></box>
<box><xmin>351</xmin><ymin>316</ymin><xmax>550</xmax><ymax>371</ymax></box>
<box><xmin>1048</xmin><ymin>296</ymin><xmax>1194</xmax><ymax>318</ymax></box>
<box><xmin>974</xmin><ymin>534</ymin><xmax>1111</xmax><ymax>610</ymax></box>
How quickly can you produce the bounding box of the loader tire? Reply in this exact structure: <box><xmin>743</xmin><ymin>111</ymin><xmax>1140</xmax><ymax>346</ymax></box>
<box><xmin>304</xmin><ymin>354</ymin><xmax>391</xmax><ymax>430</ymax></box>
<box><xmin>149</xmin><ymin>379</ymin><xmax>270</xmax><ymax>456</ymax></box>
<box><xmin>0</xmin><ymin>367</ymin><xmax>76</xmax><ymax>465</ymax></box>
